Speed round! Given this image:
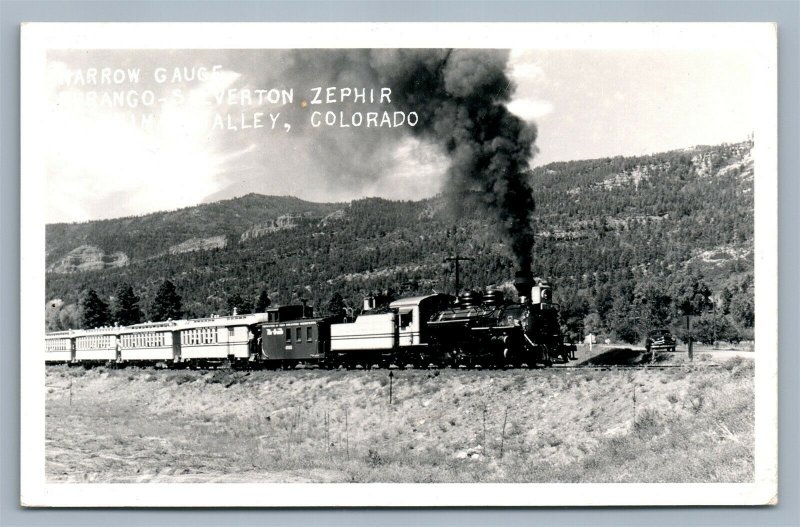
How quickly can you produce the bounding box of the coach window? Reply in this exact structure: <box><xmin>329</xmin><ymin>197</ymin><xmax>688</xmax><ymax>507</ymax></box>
<box><xmin>285</xmin><ymin>328</ymin><xmax>292</xmax><ymax>343</ymax></box>
<box><xmin>306</xmin><ymin>326</ymin><xmax>313</xmax><ymax>342</ymax></box>
<box><xmin>228</xmin><ymin>327</ymin><xmax>235</xmax><ymax>337</ymax></box>
<box><xmin>296</xmin><ymin>327</ymin><xmax>302</xmax><ymax>342</ymax></box>
<box><xmin>399</xmin><ymin>309</ymin><xmax>413</xmax><ymax>328</ymax></box>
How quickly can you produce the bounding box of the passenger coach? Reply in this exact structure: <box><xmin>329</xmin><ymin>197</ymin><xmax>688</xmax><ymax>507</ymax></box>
<box><xmin>178</xmin><ymin>313</ymin><xmax>270</xmax><ymax>365</ymax></box>
<box><xmin>44</xmin><ymin>312</ymin><xmax>272</xmax><ymax>366</ymax></box>
<box><xmin>45</xmin><ymin>331</ymin><xmax>74</xmax><ymax>363</ymax></box>
<box><xmin>119</xmin><ymin>321</ymin><xmax>180</xmax><ymax>363</ymax></box>
<box><xmin>75</xmin><ymin>327</ymin><xmax>120</xmax><ymax>363</ymax></box>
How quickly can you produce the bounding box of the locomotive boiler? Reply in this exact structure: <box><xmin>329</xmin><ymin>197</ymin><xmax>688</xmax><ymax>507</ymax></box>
<box><xmin>426</xmin><ymin>270</ymin><xmax>564</xmax><ymax>368</ymax></box>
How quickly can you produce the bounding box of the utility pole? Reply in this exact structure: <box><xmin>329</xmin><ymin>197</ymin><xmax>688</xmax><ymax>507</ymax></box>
<box><xmin>713</xmin><ymin>304</ymin><xmax>718</xmax><ymax>348</ymax></box>
<box><xmin>445</xmin><ymin>255</ymin><xmax>474</xmax><ymax>295</ymax></box>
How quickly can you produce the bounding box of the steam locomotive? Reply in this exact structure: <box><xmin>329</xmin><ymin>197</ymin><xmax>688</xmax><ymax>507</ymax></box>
<box><xmin>44</xmin><ymin>271</ymin><xmax>574</xmax><ymax>369</ymax></box>
<box><xmin>425</xmin><ymin>272</ymin><xmax>568</xmax><ymax>368</ymax></box>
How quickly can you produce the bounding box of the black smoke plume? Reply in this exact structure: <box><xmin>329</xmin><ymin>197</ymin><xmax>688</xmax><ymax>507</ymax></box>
<box><xmin>376</xmin><ymin>50</ymin><xmax>538</xmax><ymax>272</ymax></box>
<box><xmin>283</xmin><ymin>49</ymin><xmax>539</xmax><ymax>271</ymax></box>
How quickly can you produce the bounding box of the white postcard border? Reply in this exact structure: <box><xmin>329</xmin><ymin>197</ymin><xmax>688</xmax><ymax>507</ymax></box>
<box><xmin>20</xmin><ymin>22</ymin><xmax>778</xmax><ymax>507</ymax></box>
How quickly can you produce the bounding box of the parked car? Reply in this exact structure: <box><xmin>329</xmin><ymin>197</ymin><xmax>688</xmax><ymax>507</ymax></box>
<box><xmin>645</xmin><ymin>329</ymin><xmax>677</xmax><ymax>352</ymax></box>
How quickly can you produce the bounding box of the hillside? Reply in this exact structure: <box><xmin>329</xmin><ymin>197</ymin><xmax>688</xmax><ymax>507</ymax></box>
<box><xmin>46</xmin><ymin>194</ymin><xmax>342</xmax><ymax>269</ymax></box>
<box><xmin>45</xmin><ymin>141</ymin><xmax>755</xmax><ymax>342</ymax></box>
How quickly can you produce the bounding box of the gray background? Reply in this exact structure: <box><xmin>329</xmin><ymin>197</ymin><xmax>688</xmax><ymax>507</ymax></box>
<box><xmin>1</xmin><ymin>1</ymin><xmax>797</xmax><ymax>526</ymax></box>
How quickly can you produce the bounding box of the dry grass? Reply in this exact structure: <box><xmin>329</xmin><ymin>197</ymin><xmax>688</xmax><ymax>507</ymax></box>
<box><xmin>45</xmin><ymin>355</ymin><xmax>754</xmax><ymax>483</ymax></box>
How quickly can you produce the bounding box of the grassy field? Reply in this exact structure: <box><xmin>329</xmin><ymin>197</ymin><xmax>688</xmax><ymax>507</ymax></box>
<box><xmin>45</xmin><ymin>351</ymin><xmax>754</xmax><ymax>483</ymax></box>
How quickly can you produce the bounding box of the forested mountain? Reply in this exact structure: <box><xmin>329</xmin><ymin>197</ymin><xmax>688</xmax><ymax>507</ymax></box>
<box><xmin>45</xmin><ymin>141</ymin><xmax>755</xmax><ymax>344</ymax></box>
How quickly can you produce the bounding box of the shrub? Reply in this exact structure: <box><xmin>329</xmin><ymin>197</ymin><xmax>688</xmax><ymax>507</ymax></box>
<box><xmin>205</xmin><ymin>370</ymin><xmax>231</xmax><ymax>385</ymax></box>
<box><xmin>722</xmin><ymin>356</ymin><xmax>745</xmax><ymax>371</ymax></box>
<box><xmin>366</xmin><ymin>449</ymin><xmax>385</xmax><ymax>467</ymax></box>
<box><xmin>721</xmin><ymin>356</ymin><xmax>754</xmax><ymax>379</ymax></box>
<box><xmin>174</xmin><ymin>373</ymin><xmax>195</xmax><ymax>385</ymax></box>
<box><xmin>633</xmin><ymin>409</ymin><xmax>662</xmax><ymax>438</ymax></box>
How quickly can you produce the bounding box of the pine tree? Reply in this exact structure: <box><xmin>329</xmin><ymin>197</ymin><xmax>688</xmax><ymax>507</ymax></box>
<box><xmin>729</xmin><ymin>292</ymin><xmax>755</xmax><ymax>328</ymax></box>
<box><xmin>720</xmin><ymin>287</ymin><xmax>733</xmax><ymax>315</ymax></box>
<box><xmin>113</xmin><ymin>283</ymin><xmax>143</xmax><ymax>326</ymax></box>
<box><xmin>325</xmin><ymin>292</ymin><xmax>347</xmax><ymax>318</ymax></box>
<box><xmin>254</xmin><ymin>290</ymin><xmax>272</xmax><ymax>313</ymax></box>
<box><xmin>227</xmin><ymin>293</ymin><xmax>250</xmax><ymax>315</ymax></box>
<box><xmin>80</xmin><ymin>289</ymin><xmax>110</xmax><ymax>329</ymax></box>
<box><xmin>149</xmin><ymin>280</ymin><xmax>183</xmax><ymax>321</ymax></box>
<box><xmin>669</xmin><ymin>273</ymin><xmax>714</xmax><ymax>318</ymax></box>
<box><xmin>59</xmin><ymin>304</ymin><xmax>81</xmax><ymax>330</ymax></box>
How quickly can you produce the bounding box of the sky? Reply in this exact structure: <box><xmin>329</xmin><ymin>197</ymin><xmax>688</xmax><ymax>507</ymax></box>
<box><xmin>44</xmin><ymin>48</ymin><xmax>756</xmax><ymax>223</ymax></box>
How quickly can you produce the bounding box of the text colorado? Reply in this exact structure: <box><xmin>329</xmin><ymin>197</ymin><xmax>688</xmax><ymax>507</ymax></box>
<box><xmin>310</xmin><ymin>110</ymin><xmax>419</xmax><ymax>128</ymax></box>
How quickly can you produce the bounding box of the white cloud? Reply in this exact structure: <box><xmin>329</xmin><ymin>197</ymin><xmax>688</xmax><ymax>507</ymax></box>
<box><xmin>507</xmin><ymin>98</ymin><xmax>555</xmax><ymax>121</ymax></box>
<box><xmin>507</xmin><ymin>52</ymin><xmax>552</xmax><ymax>121</ymax></box>
<box><xmin>45</xmin><ymin>66</ymin><xmax>242</xmax><ymax>223</ymax></box>
<box><xmin>377</xmin><ymin>138</ymin><xmax>447</xmax><ymax>199</ymax></box>
<box><xmin>509</xmin><ymin>50</ymin><xmax>546</xmax><ymax>82</ymax></box>
<box><xmin>320</xmin><ymin>137</ymin><xmax>448</xmax><ymax>202</ymax></box>
<box><xmin>510</xmin><ymin>61</ymin><xmax>545</xmax><ymax>81</ymax></box>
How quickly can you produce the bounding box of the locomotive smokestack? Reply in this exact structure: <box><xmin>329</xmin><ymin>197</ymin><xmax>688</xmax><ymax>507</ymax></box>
<box><xmin>513</xmin><ymin>269</ymin><xmax>533</xmax><ymax>303</ymax></box>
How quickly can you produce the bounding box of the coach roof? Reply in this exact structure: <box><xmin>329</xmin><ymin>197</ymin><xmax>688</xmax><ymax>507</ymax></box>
<box><xmin>389</xmin><ymin>293</ymin><xmax>452</xmax><ymax>309</ymax></box>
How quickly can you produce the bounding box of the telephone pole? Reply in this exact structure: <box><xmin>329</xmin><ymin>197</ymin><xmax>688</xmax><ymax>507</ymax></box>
<box><xmin>445</xmin><ymin>255</ymin><xmax>474</xmax><ymax>295</ymax></box>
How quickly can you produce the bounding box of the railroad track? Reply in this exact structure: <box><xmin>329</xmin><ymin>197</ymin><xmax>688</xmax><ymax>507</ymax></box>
<box><xmin>45</xmin><ymin>360</ymin><xmax>713</xmax><ymax>373</ymax></box>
